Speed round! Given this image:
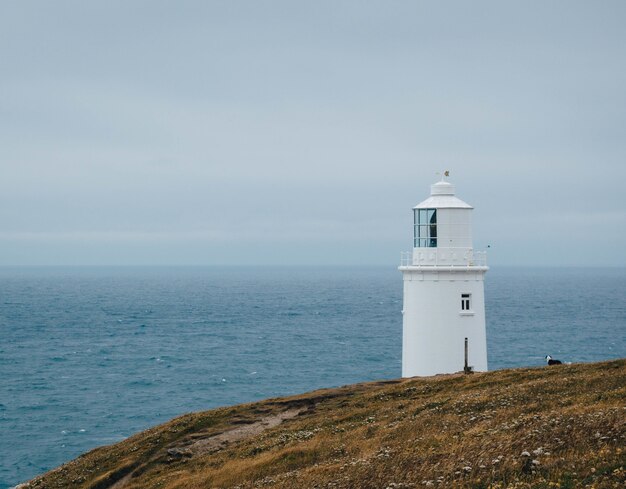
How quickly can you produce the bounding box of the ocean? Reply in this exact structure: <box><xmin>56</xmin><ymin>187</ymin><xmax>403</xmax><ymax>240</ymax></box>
<box><xmin>0</xmin><ymin>266</ymin><xmax>624</xmax><ymax>488</ymax></box>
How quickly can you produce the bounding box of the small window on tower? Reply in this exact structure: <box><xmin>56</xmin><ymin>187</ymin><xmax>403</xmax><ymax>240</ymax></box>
<box><xmin>461</xmin><ymin>293</ymin><xmax>471</xmax><ymax>311</ymax></box>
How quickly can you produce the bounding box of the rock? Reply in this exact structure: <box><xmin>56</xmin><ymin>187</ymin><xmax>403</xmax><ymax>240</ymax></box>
<box><xmin>166</xmin><ymin>447</ymin><xmax>192</xmax><ymax>458</ymax></box>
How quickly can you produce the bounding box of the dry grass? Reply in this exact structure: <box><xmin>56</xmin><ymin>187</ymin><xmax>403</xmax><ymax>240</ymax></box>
<box><xmin>23</xmin><ymin>359</ymin><xmax>625</xmax><ymax>489</ymax></box>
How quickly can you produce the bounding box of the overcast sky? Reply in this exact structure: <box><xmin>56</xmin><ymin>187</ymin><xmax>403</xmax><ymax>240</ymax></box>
<box><xmin>1</xmin><ymin>1</ymin><xmax>625</xmax><ymax>266</ymax></box>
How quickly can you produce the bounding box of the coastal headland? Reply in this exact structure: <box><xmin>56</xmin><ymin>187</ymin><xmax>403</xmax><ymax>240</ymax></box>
<box><xmin>20</xmin><ymin>359</ymin><xmax>625</xmax><ymax>489</ymax></box>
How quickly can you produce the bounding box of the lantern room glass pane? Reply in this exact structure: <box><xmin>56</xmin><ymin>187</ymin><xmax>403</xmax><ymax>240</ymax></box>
<box><xmin>429</xmin><ymin>208</ymin><xmax>437</xmax><ymax>245</ymax></box>
<box><xmin>414</xmin><ymin>208</ymin><xmax>437</xmax><ymax>248</ymax></box>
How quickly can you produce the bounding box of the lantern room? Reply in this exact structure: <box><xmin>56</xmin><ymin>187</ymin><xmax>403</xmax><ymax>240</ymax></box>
<box><xmin>408</xmin><ymin>179</ymin><xmax>477</xmax><ymax>267</ymax></box>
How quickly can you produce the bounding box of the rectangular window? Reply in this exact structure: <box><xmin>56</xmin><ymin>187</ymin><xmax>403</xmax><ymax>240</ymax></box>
<box><xmin>461</xmin><ymin>293</ymin><xmax>471</xmax><ymax>311</ymax></box>
<box><xmin>413</xmin><ymin>208</ymin><xmax>437</xmax><ymax>248</ymax></box>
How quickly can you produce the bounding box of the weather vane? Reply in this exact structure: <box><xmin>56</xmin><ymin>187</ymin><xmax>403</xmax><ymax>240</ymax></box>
<box><xmin>436</xmin><ymin>170</ymin><xmax>450</xmax><ymax>181</ymax></box>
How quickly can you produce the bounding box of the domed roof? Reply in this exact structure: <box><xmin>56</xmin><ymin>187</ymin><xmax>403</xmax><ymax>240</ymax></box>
<box><xmin>430</xmin><ymin>180</ymin><xmax>456</xmax><ymax>195</ymax></box>
<box><xmin>413</xmin><ymin>179</ymin><xmax>473</xmax><ymax>209</ymax></box>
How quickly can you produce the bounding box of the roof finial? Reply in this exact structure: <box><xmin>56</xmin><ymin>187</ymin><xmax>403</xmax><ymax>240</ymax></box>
<box><xmin>437</xmin><ymin>170</ymin><xmax>450</xmax><ymax>181</ymax></box>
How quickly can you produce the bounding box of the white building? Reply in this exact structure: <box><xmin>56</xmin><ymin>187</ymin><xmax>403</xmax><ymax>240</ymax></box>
<box><xmin>399</xmin><ymin>176</ymin><xmax>488</xmax><ymax>377</ymax></box>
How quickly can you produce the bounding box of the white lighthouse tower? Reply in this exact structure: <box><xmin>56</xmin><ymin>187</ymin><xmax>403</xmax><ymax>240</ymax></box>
<box><xmin>399</xmin><ymin>174</ymin><xmax>488</xmax><ymax>377</ymax></box>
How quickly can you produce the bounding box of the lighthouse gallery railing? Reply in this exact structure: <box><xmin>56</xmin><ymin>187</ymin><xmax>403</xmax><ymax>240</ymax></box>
<box><xmin>400</xmin><ymin>250</ymin><xmax>487</xmax><ymax>267</ymax></box>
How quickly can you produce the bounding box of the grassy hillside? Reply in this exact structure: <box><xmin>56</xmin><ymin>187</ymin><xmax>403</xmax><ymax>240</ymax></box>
<box><xmin>22</xmin><ymin>359</ymin><xmax>625</xmax><ymax>489</ymax></box>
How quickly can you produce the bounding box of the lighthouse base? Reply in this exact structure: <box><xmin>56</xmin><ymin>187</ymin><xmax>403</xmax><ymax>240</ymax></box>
<box><xmin>400</xmin><ymin>266</ymin><xmax>488</xmax><ymax>377</ymax></box>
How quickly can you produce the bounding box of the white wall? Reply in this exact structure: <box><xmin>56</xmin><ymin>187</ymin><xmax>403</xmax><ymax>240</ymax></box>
<box><xmin>402</xmin><ymin>269</ymin><xmax>487</xmax><ymax>377</ymax></box>
<box><xmin>436</xmin><ymin>208</ymin><xmax>473</xmax><ymax>249</ymax></box>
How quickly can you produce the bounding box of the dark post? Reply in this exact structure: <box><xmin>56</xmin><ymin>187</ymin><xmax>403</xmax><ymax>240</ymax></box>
<box><xmin>464</xmin><ymin>337</ymin><xmax>473</xmax><ymax>374</ymax></box>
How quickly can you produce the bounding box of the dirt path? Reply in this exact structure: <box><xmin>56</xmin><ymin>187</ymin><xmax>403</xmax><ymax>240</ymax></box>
<box><xmin>185</xmin><ymin>407</ymin><xmax>304</xmax><ymax>456</ymax></box>
<box><xmin>109</xmin><ymin>407</ymin><xmax>304</xmax><ymax>489</ymax></box>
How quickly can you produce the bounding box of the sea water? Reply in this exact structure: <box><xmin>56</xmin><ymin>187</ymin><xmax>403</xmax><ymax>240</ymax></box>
<box><xmin>0</xmin><ymin>266</ymin><xmax>624</xmax><ymax>488</ymax></box>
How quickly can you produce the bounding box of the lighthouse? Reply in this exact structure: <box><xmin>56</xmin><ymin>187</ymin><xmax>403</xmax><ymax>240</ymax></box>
<box><xmin>399</xmin><ymin>174</ymin><xmax>488</xmax><ymax>377</ymax></box>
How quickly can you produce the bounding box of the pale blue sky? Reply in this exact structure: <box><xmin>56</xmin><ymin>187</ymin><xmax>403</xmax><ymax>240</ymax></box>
<box><xmin>1</xmin><ymin>1</ymin><xmax>625</xmax><ymax>266</ymax></box>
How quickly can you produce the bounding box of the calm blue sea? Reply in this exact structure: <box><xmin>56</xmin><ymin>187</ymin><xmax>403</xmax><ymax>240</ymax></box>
<box><xmin>0</xmin><ymin>266</ymin><xmax>624</xmax><ymax>488</ymax></box>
